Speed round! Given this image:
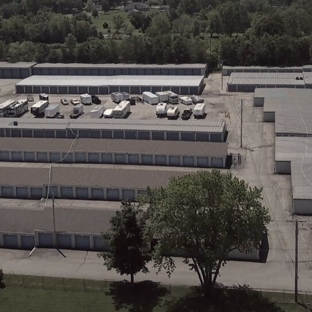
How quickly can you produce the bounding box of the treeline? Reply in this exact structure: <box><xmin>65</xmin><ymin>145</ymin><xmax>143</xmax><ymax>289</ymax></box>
<box><xmin>0</xmin><ymin>0</ymin><xmax>312</xmax><ymax>66</ymax></box>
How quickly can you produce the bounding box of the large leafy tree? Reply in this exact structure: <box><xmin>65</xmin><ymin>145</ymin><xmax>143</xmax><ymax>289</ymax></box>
<box><xmin>142</xmin><ymin>170</ymin><xmax>270</xmax><ymax>296</ymax></box>
<box><xmin>100</xmin><ymin>201</ymin><xmax>150</xmax><ymax>284</ymax></box>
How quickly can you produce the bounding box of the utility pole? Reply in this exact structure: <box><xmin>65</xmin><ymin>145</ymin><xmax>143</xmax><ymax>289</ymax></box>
<box><xmin>288</xmin><ymin>218</ymin><xmax>306</xmax><ymax>303</ymax></box>
<box><xmin>52</xmin><ymin>192</ymin><xmax>56</xmax><ymax>247</ymax></box>
<box><xmin>240</xmin><ymin>99</ymin><xmax>243</xmax><ymax>148</ymax></box>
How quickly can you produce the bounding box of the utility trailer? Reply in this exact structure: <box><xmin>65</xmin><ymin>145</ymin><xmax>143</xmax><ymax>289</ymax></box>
<box><xmin>90</xmin><ymin>106</ymin><xmax>105</xmax><ymax>118</ymax></box>
<box><xmin>142</xmin><ymin>92</ymin><xmax>158</xmax><ymax>105</ymax></box>
<box><xmin>70</xmin><ymin>104</ymin><xmax>84</xmax><ymax>119</ymax></box>
<box><xmin>45</xmin><ymin>104</ymin><xmax>60</xmax><ymax>118</ymax></box>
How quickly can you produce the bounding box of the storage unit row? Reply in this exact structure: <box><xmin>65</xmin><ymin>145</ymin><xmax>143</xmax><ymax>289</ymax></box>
<box><xmin>32</xmin><ymin>66</ymin><xmax>206</xmax><ymax>77</ymax></box>
<box><xmin>0</xmin><ymin>230</ymin><xmax>258</xmax><ymax>260</ymax></box>
<box><xmin>222</xmin><ymin>66</ymin><xmax>303</xmax><ymax>76</ymax></box>
<box><xmin>0</xmin><ymin>127</ymin><xmax>226</xmax><ymax>143</ymax></box>
<box><xmin>0</xmin><ymin>150</ymin><xmax>226</xmax><ymax>168</ymax></box>
<box><xmin>0</xmin><ymin>185</ymin><xmax>146</xmax><ymax>201</ymax></box>
<box><xmin>15</xmin><ymin>83</ymin><xmax>203</xmax><ymax>95</ymax></box>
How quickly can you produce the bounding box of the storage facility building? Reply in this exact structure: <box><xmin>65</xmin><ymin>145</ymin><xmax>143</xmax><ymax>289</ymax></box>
<box><xmin>0</xmin><ymin>198</ymin><xmax>259</xmax><ymax>261</ymax></box>
<box><xmin>256</xmin><ymin>88</ymin><xmax>312</xmax><ymax>215</ymax></box>
<box><xmin>0</xmin><ymin>118</ymin><xmax>227</xmax><ymax>142</ymax></box>
<box><xmin>15</xmin><ymin>75</ymin><xmax>205</xmax><ymax>95</ymax></box>
<box><xmin>0</xmin><ymin>62</ymin><xmax>36</xmax><ymax>79</ymax></box>
<box><xmin>0</xmin><ymin>163</ymin><xmax>200</xmax><ymax>201</ymax></box>
<box><xmin>0</xmin><ymin>138</ymin><xmax>228</xmax><ymax>168</ymax></box>
<box><xmin>228</xmin><ymin>72</ymin><xmax>305</xmax><ymax>92</ymax></box>
<box><xmin>32</xmin><ymin>63</ymin><xmax>207</xmax><ymax>77</ymax></box>
<box><xmin>222</xmin><ymin>66</ymin><xmax>303</xmax><ymax>76</ymax></box>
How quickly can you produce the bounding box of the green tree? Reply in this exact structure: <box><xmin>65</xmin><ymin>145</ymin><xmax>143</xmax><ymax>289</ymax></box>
<box><xmin>0</xmin><ymin>269</ymin><xmax>5</xmax><ymax>289</ymax></box>
<box><xmin>92</xmin><ymin>7</ymin><xmax>98</xmax><ymax>18</ymax></box>
<box><xmin>142</xmin><ymin>170</ymin><xmax>270</xmax><ymax>296</ymax></box>
<box><xmin>85</xmin><ymin>0</ymin><xmax>94</xmax><ymax>12</ymax></box>
<box><xmin>206</xmin><ymin>10</ymin><xmax>222</xmax><ymax>37</ymax></box>
<box><xmin>113</xmin><ymin>15</ymin><xmax>125</xmax><ymax>33</ymax></box>
<box><xmin>100</xmin><ymin>201</ymin><xmax>150</xmax><ymax>284</ymax></box>
<box><xmin>101</xmin><ymin>0</ymin><xmax>110</xmax><ymax>13</ymax></box>
<box><xmin>64</xmin><ymin>33</ymin><xmax>77</xmax><ymax>49</ymax></box>
<box><xmin>146</xmin><ymin>14</ymin><xmax>171</xmax><ymax>37</ymax></box>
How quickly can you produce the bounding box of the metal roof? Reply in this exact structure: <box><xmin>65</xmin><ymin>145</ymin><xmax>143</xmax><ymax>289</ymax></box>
<box><xmin>33</xmin><ymin>63</ymin><xmax>207</xmax><ymax>69</ymax></box>
<box><xmin>228</xmin><ymin>72</ymin><xmax>305</xmax><ymax>86</ymax></box>
<box><xmin>291</xmin><ymin>160</ymin><xmax>312</xmax><ymax>200</ymax></box>
<box><xmin>2</xmin><ymin>118</ymin><xmax>226</xmax><ymax>134</ymax></box>
<box><xmin>0</xmin><ymin>62</ymin><xmax>36</xmax><ymax>68</ymax></box>
<box><xmin>275</xmin><ymin>111</ymin><xmax>312</xmax><ymax>135</ymax></box>
<box><xmin>0</xmin><ymin>198</ymin><xmax>119</xmax><ymax>234</ymax></box>
<box><xmin>224</xmin><ymin>66</ymin><xmax>303</xmax><ymax>71</ymax></box>
<box><xmin>0</xmin><ymin>137</ymin><xmax>228</xmax><ymax>157</ymax></box>
<box><xmin>0</xmin><ymin>162</ymin><xmax>201</xmax><ymax>189</ymax></box>
<box><xmin>16</xmin><ymin>75</ymin><xmax>204</xmax><ymax>88</ymax></box>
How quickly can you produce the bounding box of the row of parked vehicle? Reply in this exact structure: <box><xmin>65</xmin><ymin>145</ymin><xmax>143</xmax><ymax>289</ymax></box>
<box><xmin>156</xmin><ymin>102</ymin><xmax>206</xmax><ymax>120</ymax></box>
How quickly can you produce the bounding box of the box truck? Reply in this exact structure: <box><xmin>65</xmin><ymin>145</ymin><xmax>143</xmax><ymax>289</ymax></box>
<box><xmin>80</xmin><ymin>94</ymin><xmax>92</xmax><ymax>105</ymax></box>
<box><xmin>90</xmin><ymin>106</ymin><xmax>105</xmax><ymax>118</ymax></box>
<box><xmin>180</xmin><ymin>96</ymin><xmax>193</xmax><ymax>105</ymax></box>
<box><xmin>142</xmin><ymin>92</ymin><xmax>158</xmax><ymax>105</ymax></box>
<box><xmin>156</xmin><ymin>102</ymin><xmax>168</xmax><ymax>117</ymax></box>
<box><xmin>70</xmin><ymin>104</ymin><xmax>84</xmax><ymax>119</ymax></box>
<box><xmin>167</xmin><ymin>107</ymin><xmax>180</xmax><ymax>119</ymax></box>
<box><xmin>155</xmin><ymin>91</ymin><xmax>169</xmax><ymax>102</ymax></box>
<box><xmin>113</xmin><ymin>100</ymin><xmax>130</xmax><ymax>118</ymax></box>
<box><xmin>31</xmin><ymin>100</ymin><xmax>49</xmax><ymax>116</ymax></box>
<box><xmin>45</xmin><ymin>104</ymin><xmax>60</xmax><ymax>118</ymax></box>
<box><xmin>193</xmin><ymin>103</ymin><xmax>206</xmax><ymax>119</ymax></box>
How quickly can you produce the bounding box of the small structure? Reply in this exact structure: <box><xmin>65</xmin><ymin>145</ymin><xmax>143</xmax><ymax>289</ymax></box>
<box><xmin>124</xmin><ymin>2</ymin><xmax>149</xmax><ymax>12</ymax></box>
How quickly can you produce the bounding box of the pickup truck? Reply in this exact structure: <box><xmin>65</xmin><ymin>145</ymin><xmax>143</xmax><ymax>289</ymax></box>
<box><xmin>182</xmin><ymin>109</ymin><xmax>192</xmax><ymax>120</ymax></box>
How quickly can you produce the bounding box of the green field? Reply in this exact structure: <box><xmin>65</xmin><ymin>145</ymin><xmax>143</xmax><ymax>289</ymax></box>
<box><xmin>1</xmin><ymin>274</ymin><xmax>312</xmax><ymax>312</ymax></box>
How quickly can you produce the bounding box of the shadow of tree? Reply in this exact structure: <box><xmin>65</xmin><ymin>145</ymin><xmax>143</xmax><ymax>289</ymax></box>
<box><xmin>166</xmin><ymin>285</ymin><xmax>284</xmax><ymax>312</ymax></box>
<box><xmin>107</xmin><ymin>280</ymin><xmax>170</xmax><ymax>312</ymax></box>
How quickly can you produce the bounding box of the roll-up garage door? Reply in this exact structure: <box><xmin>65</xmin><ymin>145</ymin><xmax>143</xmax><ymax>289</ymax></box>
<box><xmin>138</xmin><ymin>189</ymin><xmax>147</xmax><ymax>197</ymax></box>
<box><xmin>197</xmin><ymin>157</ymin><xmax>209</xmax><ymax>167</ymax></box>
<box><xmin>75</xmin><ymin>152</ymin><xmax>87</xmax><ymax>162</ymax></box>
<box><xmin>89</xmin><ymin>153</ymin><xmax>100</xmax><ymax>163</ymax></box>
<box><xmin>155</xmin><ymin>155</ymin><xmax>166</xmax><ymax>165</ymax></box>
<box><xmin>24</xmin><ymin>152</ymin><xmax>35</xmax><ymax>162</ymax></box>
<box><xmin>12</xmin><ymin>152</ymin><xmax>22</xmax><ymax>162</ymax></box>
<box><xmin>38</xmin><ymin>232</ymin><xmax>53</xmax><ymax>247</ymax></box>
<box><xmin>210</xmin><ymin>133</ymin><xmax>222</xmax><ymax>142</ymax></box>
<box><xmin>101</xmin><ymin>153</ymin><xmax>112</xmax><ymax>163</ymax></box>
<box><xmin>93</xmin><ymin>236</ymin><xmax>103</xmax><ymax>251</ymax></box>
<box><xmin>31</xmin><ymin>187</ymin><xmax>43</xmax><ymax>199</ymax></box>
<box><xmin>102</xmin><ymin>130</ymin><xmax>112</xmax><ymax>139</ymax></box>
<box><xmin>61</xmin><ymin>187</ymin><xmax>73</xmax><ymax>199</ymax></box>
<box><xmin>107</xmin><ymin>189</ymin><xmax>120</xmax><ymax>201</ymax></box>
<box><xmin>138</xmin><ymin>131</ymin><xmax>150</xmax><ymax>140</ymax></box>
<box><xmin>2</xmin><ymin>186</ymin><xmax>14</xmax><ymax>198</ymax></box>
<box><xmin>62</xmin><ymin>153</ymin><xmax>73</xmax><ymax>163</ymax></box>
<box><xmin>196</xmin><ymin>133</ymin><xmax>209</xmax><ymax>142</ymax></box>
<box><xmin>115</xmin><ymin>154</ymin><xmax>126</xmax><ymax>164</ymax></box>
<box><xmin>79</xmin><ymin>87</ymin><xmax>88</xmax><ymax>94</ymax></box>
<box><xmin>167</xmin><ymin>132</ymin><xmax>179</xmax><ymax>141</ymax></box>
<box><xmin>68</xmin><ymin>87</ymin><xmax>78</xmax><ymax>94</ymax></box>
<box><xmin>50</xmin><ymin>152</ymin><xmax>61</xmax><ymax>162</ymax></box>
<box><xmin>0</xmin><ymin>151</ymin><xmax>9</xmax><ymax>161</ymax></box>
<box><xmin>125</xmin><ymin>131</ymin><xmax>136</xmax><ymax>139</ymax></box>
<box><xmin>57</xmin><ymin>234</ymin><xmax>72</xmax><ymax>249</ymax></box>
<box><xmin>152</xmin><ymin>132</ymin><xmax>165</xmax><ymax>140</ymax></box>
<box><xmin>122</xmin><ymin>189</ymin><xmax>135</xmax><ymax>201</ymax></box>
<box><xmin>37</xmin><ymin>152</ymin><xmax>48</xmax><ymax>162</ymax></box>
<box><xmin>169</xmin><ymin>156</ymin><xmax>180</xmax><ymax>166</ymax></box>
<box><xmin>45</xmin><ymin>186</ymin><xmax>58</xmax><ymax>198</ymax></box>
<box><xmin>16</xmin><ymin>187</ymin><xmax>28</xmax><ymax>199</ymax></box>
<box><xmin>11</xmin><ymin>129</ymin><xmax>21</xmax><ymax>137</ymax></box>
<box><xmin>91</xmin><ymin>188</ymin><xmax>104</xmax><ymax>200</ymax></box>
<box><xmin>21</xmin><ymin>235</ymin><xmax>35</xmax><ymax>250</ymax></box>
<box><xmin>211</xmin><ymin>157</ymin><xmax>224</xmax><ymax>168</ymax></box>
<box><xmin>76</xmin><ymin>187</ymin><xmax>88</xmax><ymax>199</ymax></box>
<box><xmin>75</xmin><ymin>235</ymin><xmax>90</xmax><ymax>250</ymax></box>
<box><xmin>34</xmin><ymin>130</ymin><xmax>44</xmax><ymax>138</ymax></box>
<box><xmin>181</xmin><ymin>133</ymin><xmax>194</xmax><ymax>141</ymax></box>
<box><xmin>142</xmin><ymin>155</ymin><xmax>153</xmax><ymax>165</ymax></box>
<box><xmin>113</xmin><ymin>131</ymin><xmax>124</xmax><ymax>139</ymax></box>
<box><xmin>128</xmin><ymin>154</ymin><xmax>139</xmax><ymax>164</ymax></box>
<box><xmin>183</xmin><ymin>156</ymin><xmax>195</xmax><ymax>167</ymax></box>
<box><xmin>3</xmin><ymin>234</ymin><xmax>18</xmax><ymax>248</ymax></box>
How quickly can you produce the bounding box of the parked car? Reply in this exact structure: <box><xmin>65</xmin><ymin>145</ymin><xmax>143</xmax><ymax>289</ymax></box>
<box><xmin>191</xmin><ymin>95</ymin><xmax>204</xmax><ymax>104</ymax></box>
<box><xmin>61</xmin><ymin>98</ymin><xmax>69</xmax><ymax>105</ymax></box>
<box><xmin>70</xmin><ymin>99</ymin><xmax>80</xmax><ymax>106</ymax></box>
<box><xmin>91</xmin><ymin>95</ymin><xmax>101</xmax><ymax>104</ymax></box>
<box><xmin>182</xmin><ymin>109</ymin><xmax>192</xmax><ymax>120</ymax></box>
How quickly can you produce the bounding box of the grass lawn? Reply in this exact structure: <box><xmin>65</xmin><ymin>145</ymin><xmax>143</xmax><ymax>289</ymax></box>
<box><xmin>2</xmin><ymin>274</ymin><xmax>311</xmax><ymax>312</ymax></box>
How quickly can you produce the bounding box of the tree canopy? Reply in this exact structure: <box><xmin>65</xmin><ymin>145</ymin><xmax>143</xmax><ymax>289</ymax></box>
<box><xmin>142</xmin><ymin>170</ymin><xmax>270</xmax><ymax>295</ymax></box>
<box><xmin>100</xmin><ymin>201</ymin><xmax>150</xmax><ymax>284</ymax></box>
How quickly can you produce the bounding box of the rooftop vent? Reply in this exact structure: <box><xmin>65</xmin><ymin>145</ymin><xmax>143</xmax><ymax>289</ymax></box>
<box><xmin>13</xmin><ymin>121</ymin><xmax>18</xmax><ymax>126</ymax></box>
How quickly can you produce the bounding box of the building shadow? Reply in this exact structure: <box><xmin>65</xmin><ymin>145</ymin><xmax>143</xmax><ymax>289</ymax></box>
<box><xmin>107</xmin><ymin>280</ymin><xmax>169</xmax><ymax>312</ymax></box>
<box><xmin>165</xmin><ymin>285</ymin><xmax>283</xmax><ymax>312</ymax></box>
